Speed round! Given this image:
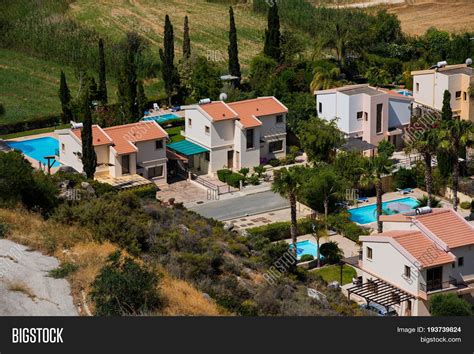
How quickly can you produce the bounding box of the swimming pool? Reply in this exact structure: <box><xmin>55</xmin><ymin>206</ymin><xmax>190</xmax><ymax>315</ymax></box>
<box><xmin>6</xmin><ymin>137</ymin><xmax>60</xmax><ymax>167</ymax></box>
<box><xmin>143</xmin><ymin>113</ymin><xmax>181</xmax><ymax>124</ymax></box>
<box><xmin>348</xmin><ymin>197</ymin><xmax>419</xmax><ymax>224</ymax></box>
<box><xmin>289</xmin><ymin>240</ymin><xmax>321</xmax><ymax>260</ymax></box>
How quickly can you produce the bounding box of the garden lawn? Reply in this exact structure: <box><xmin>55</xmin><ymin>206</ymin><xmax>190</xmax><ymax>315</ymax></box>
<box><xmin>165</xmin><ymin>126</ymin><xmax>185</xmax><ymax>143</ymax></box>
<box><xmin>312</xmin><ymin>265</ymin><xmax>356</xmax><ymax>286</ymax></box>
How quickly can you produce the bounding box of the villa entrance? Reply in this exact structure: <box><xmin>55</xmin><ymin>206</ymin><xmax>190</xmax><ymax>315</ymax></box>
<box><xmin>227</xmin><ymin>150</ymin><xmax>234</xmax><ymax>169</ymax></box>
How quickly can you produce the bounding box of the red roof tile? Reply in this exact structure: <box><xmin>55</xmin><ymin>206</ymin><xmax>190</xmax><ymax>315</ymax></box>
<box><xmin>416</xmin><ymin>209</ymin><xmax>474</xmax><ymax>249</ymax></box>
<box><xmin>228</xmin><ymin>97</ymin><xmax>287</xmax><ymax>128</ymax></box>
<box><xmin>72</xmin><ymin>125</ymin><xmax>113</xmax><ymax>146</ymax></box>
<box><xmin>381</xmin><ymin>230</ymin><xmax>455</xmax><ymax>268</ymax></box>
<box><xmin>103</xmin><ymin>121</ymin><xmax>167</xmax><ymax>155</ymax></box>
<box><xmin>200</xmin><ymin>102</ymin><xmax>238</xmax><ymax>122</ymax></box>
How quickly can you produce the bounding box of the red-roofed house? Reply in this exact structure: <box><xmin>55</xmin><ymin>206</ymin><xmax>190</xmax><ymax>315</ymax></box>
<box><xmin>179</xmin><ymin>97</ymin><xmax>288</xmax><ymax>175</ymax></box>
<box><xmin>350</xmin><ymin>208</ymin><xmax>474</xmax><ymax>316</ymax></box>
<box><xmin>56</xmin><ymin>121</ymin><xmax>168</xmax><ymax>184</ymax></box>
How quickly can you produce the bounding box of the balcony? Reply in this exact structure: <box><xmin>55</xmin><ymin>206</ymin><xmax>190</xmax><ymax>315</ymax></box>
<box><xmin>419</xmin><ymin>277</ymin><xmax>459</xmax><ymax>295</ymax></box>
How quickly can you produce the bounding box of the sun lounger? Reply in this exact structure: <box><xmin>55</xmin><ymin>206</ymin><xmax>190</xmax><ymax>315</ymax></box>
<box><xmin>397</xmin><ymin>188</ymin><xmax>413</xmax><ymax>195</ymax></box>
<box><xmin>357</xmin><ymin>197</ymin><xmax>369</xmax><ymax>203</ymax></box>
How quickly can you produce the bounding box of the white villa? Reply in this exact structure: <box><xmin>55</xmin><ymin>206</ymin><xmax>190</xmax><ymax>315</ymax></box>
<box><xmin>169</xmin><ymin>97</ymin><xmax>288</xmax><ymax>175</ymax></box>
<box><xmin>412</xmin><ymin>62</ymin><xmax>474</xmax><ymax>121</ymax></box>
<box><xmin>56</xmin><ymin>121</ymin><xmax>168</xmax><ymax>185</ymax></box>
<box><xmin>315</xmin><ymin>84</ymin><xmax>413</xmax><ymax>152</ymax></box>
<box><xmin>349</xmin><ymin>208</ymin><xmax>474</xmax><ymax>316</ymax></box>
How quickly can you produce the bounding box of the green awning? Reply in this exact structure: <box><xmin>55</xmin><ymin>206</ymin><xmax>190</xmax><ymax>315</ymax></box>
<box><xmin>167</xmin><ymin>140</ymin><xmax>209</xmax><ymax>156</ymax></box>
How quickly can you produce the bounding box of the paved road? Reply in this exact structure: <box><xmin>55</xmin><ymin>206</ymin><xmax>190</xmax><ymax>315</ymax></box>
<box><xmin>188</xmin><ymin>190</ymin><xmax>289</xmax><ymax>221</ymax></box>
<box><xmin>0</xmin><ymin>239</ymin><xmax>78</xmax><ymax>316</ymax></box>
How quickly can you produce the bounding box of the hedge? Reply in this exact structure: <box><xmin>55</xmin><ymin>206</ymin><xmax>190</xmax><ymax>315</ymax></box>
<box><xmin>0</xmin><ymin>115</ymin><xmax>60</xmax><ymax>135</ymax></box>
<box><xmin>226</xmin><ymin>172</ymin><xmax>245</xmax><ymax>188</ymax></box>
<box><xmin>247</xmin><ymin>219</ymin><xmax>314</xmax><ymax>242</ymax></box>
<box><xmin>327</xmin><ymin>212</ymin><xmax>369</xmax><ymax>243</ymax></box>
<box><xmin>217</xmin><ymin>169</ymin><xmax>232</xmax><ymax>183</ymax></box>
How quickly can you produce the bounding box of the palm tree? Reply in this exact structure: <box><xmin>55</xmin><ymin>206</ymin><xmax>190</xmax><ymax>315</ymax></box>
<box><xmin>438</xmin><ymin>119</ymin><xmax>473</xmax><ymax>211</ymax></box>
<box><xmin>310</xmin><ymin>64</ymin><xmax>342</xmax><ymax>92</ymax></box>
<box><xmin>406</xmin><ymin>129</ymin><xmax>438</xmax><ymax>207</ymax></box>
<box><xmin>272</xmin><ymin>166</ymin><xmax>305</xmax><ymax>255</ymax></box>
<box><xmin>359</xmin><ymin>141</ymin><xmax>394</xmax><ymax>233</ymax></box>
<box><xmin>313</xmin><ymin>223</ymin><xmax>328</xmax><ymax>268</ymax></box>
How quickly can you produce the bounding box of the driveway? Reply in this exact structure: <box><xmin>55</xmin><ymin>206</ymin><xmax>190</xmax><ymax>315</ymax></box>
<box><xmin>0</xmin><ymin>239</ymin><xmax>78</xmax><ymax>316</ymax></box>
<box><xmin>187</xmin><ymin>190</ymin><xmax>289</xmax><ymax>221</ymax></box>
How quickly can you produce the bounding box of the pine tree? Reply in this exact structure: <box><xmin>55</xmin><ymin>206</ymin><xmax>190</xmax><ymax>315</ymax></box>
<box><xmin>59</xmin><ymin>70</ymin><xmax>73</xmax><ymax>124</ymax></box>
<box><xmin>228</xmin><ymin>6</ymin><xmax>241</xmax><ymax>86</ymax></box>
<box><xmin>160</xmin><ymin>15</ymin><xmax>180</xmax><ymax>106</ymax></box>
<box><xmin>98</xmin><ymin>38</ymin><xmax>108</xmax><ymax>105</ymax></box>
<box><xmin>137</xmin><ymin>80</ymin><xmax>148</xmax><ymax>117</ymax></box>
<box><xmin>182</xmin><ymin>15</ymin><xmax>191</xmax><ymax>60</ymax></box>
<box><xmin>81</xmin><ymin>85</ymin><xmax>97</xmax><ymax>179</ymax></box>
<box><xmin>263</xmin><ymin>2</ymin><xmax>281</xmax><ymax>61</ymax></box>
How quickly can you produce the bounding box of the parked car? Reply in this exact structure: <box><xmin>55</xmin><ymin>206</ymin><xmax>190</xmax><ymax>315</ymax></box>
<box><xmin>360</xmin><ymin>302</ymin><xmax>397</xmax><ymax>316</ymax></box>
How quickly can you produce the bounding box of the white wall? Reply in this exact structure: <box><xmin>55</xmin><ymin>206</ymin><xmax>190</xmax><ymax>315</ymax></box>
<box><xmin>413</xmin><ymin>73</ymin><xmax>435</xmax><ymax>107</ymax></box>
<box><xmin>58</xmin><ymin>133</ymin><xmax>84</xmax><ymax>173</ymax></box>
<box><xmin>136</xmin><ymin>139</ymin><xmax>166</xmax><ymax>163</ymax></box>
<box><xmin>450</xmin><ymin>245</ymin><xmax>474</xmax><ymax>283</ymax></box>
<box><xmin>211</xmin><ymin>120</ymin><xmax>234</xmax><ymax>147</ymax></box>
<box><xmin>185</xmin><ymin>109</ymin><xmax>213</xmax><ymax>148</ymax></box>
<box><xmin>388</xmin><ymin>98</ymin><xmax>412</xmax><ymax>128</ymax></box>
<box><xmin>235</xmin><ymin>125</ymin><xmax>260</xmax><ymax>169</ymax></box>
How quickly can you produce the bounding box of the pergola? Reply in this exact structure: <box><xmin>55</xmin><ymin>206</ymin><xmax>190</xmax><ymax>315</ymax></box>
<box><xmin>347</xmin><ymin>278</ymin><xmax>415</xmax><ymax>310</ymax></box>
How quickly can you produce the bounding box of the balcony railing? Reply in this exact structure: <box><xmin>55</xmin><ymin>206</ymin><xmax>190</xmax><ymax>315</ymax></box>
<box><xmin>420</xmin><ymin>277</ymin><xmax>459</xmax><ymax>293</ymax></box>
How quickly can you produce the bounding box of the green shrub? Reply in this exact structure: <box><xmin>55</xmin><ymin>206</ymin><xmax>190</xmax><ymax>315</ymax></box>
<box><xmin>393</xmin><ymin>167</ymin><xmax>418</xmax><ymax>189</ymax></box>
<box><xmin>226</xmin><ymin>172</ymin><xmax>245</xmax><ymax>188</ymax></box>
<box><xmin>238</xmin><ymin>168</ymin><xmax>250</xmax><ymax>177</ymax></box>
<box><xmin>429</xmin><ymin>293</ymin><xmax>472</xmax><ymax>316</ymax></box>
<box><xmin>49</xmin><ymin>262</ymin><xmax>79</xmax><ymax>279</ymax></box>
<box><xmin>460</xmin><ymin>201</ymin><xmax>471</xmax><ymax>210</ymax></box>
<box><xmin>253</xmin><ymin>165</ymin><xmax>266</xmax><ymax>177</ymax></box>
<box><xmin>130</xmin><ymin>184</ymin><xmax>157</xmax><ymax>199</ymax></box>
<box><xmin>217</xmin><ymin>169</ymin><xmax>232</xmax><ymax>183</ymax></box>
<box><xmin>300</xmin><ymin>254</ymin><xmax>314</xmax><ymax>262</ymax></box>
<box><xmin>0</xmin><ymin>222</ymin><xmax>10</xmax><ymax>239</ymax></box>
<box><xmin>247</xmin><ymin>219</ymin><xmax>314</xmax><ymax>242</ymax></box>
<box><xmin>247</xmin><ymin>174</ymin><xmax>260</xmax><ymax>185</ymax></box>
<box><xmin>320</xmin><ymin>241</ymin><xmax>343</xmax><ymax>264</ymax></box>
<box><xmin>268</xmin><ymin>159</ymin><xmax>281</xmax><ymax>167</ymax></box>
<box><xmin>417</xmin><ymin>195</ymin><xmax>442</xmax><ymax>208</ymax></box>
<box><xmin>91</xmin><ymin>251</ymin><xmax>163</xmax><ymax>316</ymax></box>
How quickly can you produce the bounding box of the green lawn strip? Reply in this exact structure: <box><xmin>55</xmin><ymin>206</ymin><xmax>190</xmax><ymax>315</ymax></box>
<box><xmin>311</xmin><ymin>265</ymin><xmax>356</xmax><ymax>286</ymax></box>
<box><xmin>0</xmin><ymin>124</ymin><xmax>69</xmax><ymax>139</ymax></box>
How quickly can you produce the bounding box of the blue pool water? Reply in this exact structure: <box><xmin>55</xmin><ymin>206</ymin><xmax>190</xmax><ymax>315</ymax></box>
<box><xmin>143</xmin><ymin>113</ymin><xmax>181</xmax><ymax>124</ymax></box>
<box><xmin>289</xmin><ymin>240</ymin><xmax>321</xmax><ymax>260</ymax></box>
<box><xmin>348</xmin><ymin>197</ymin><xmax>419</xmax><ymax>224</ymax></box>
<box><xmin>6</xmin><ymin>137</ymin><xmax>60</xmax><ymax>167</ymax></box>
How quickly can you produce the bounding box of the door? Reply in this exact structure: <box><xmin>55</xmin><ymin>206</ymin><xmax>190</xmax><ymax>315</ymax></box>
<box><xmin>227</xmin><ymin>150</ymin><xmax>234</xmax><ymax>169</ymax></box>
<box><xmin>122</xmin><ymin>155</ymin><xmax>130</xmax><ymax>175</ymax></box>
<box><xmin>235</xmin><ymin>151</ymin><xmax>240</xmax><ymax>170</ymax></box>
<box><xmin>426</xmin><ymin>267</ymin><xmax>442</xmax><ymax>291</ymax></box>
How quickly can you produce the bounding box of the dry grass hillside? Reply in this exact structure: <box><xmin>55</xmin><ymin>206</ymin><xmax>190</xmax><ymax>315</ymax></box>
<box><xmin>0</xmin><ymin>208</ymin><xmax>226</xmax><ymax>316</ymax></box>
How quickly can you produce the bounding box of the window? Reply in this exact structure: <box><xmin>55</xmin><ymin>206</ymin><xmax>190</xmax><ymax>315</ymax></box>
<box><xmin>376</xmin><ymin>103</ymin><xmax>383</xmax><ymax>134</ymax></box>
<box><xmin>276</xmin><ymin>115</ymin><xmax>284</xmax><ymax>124</ymax></box>
<box><xmin>364</xmin><ymin>112</ymin><xmax>368</xmax><ymax>121</ymax></box>
<box><xmin>357</xmin><ymin>111</ymin><xmax>363</xmax><ymax>120</ymax></box>
<box><xmin>148</xmin><ymin>165</ymin><xmax>164</xmax><ymax>178</ymax></box>
<box><xmin>205</xmin><ymin>126</ymin><xmax>210</xmax><ymax>134</ymax></box>
<box><xmin>455</xmin><ymin>91</ymin><xmax>461</xmax><ymax>100</ymax></box>
<box><xmin>269</xmin><ymin>140</ymin><xmax>283</xmax><ymax>153</ymax></box>
<box><xmin>122</xmin><ymin>155</ymin><xmax>130</xmax><ymax>175</ymax></box>
<box><xmin>61</xmin><ymin>143</ymin><xmax>65</xmax><ymax>152</ymax></box>
<box><xmin>188</xmin><ymin>118</ymin><xmax>192</xmax><ymax>127</ymax></box>
<box><xmin>319</xmin><ymin>102</ymin><xmax>323</xmax><ymax>114</ymax></box>
<box><xmin>404</xmin><ymin>265</ymin><xmax>411</xmax><ymax>279</ymax></box>
<box><xmin>367</xmin><ymin>247</ymin><xmax>373</xmax><ymax>260</ymax></box>
<box><xmin>416</xmin><ymin>83</ymin><xmax>419</xmax><ymax>92</ymax></box>
<box><xmin>246</xmin><ymin>129</ymin><xmax>254</xmax><ymax>149</ymax></box>
<box><xmin>155</xmin><ymin>140</ymin><xmax>163</xmax><ymax>150</ymax></box>
<box><xmin>464</xmin><ymin>92</ymin><xmax>467</xmax><ymax>101</ymax></box>
<box><xmin>204</xmin><ymin>152</ymin><xmax>210</xmax><ymax>162</ymax></box>
<box><xmin>458</xmin><ymin>257</ymin><xmax>464</xmax><ymax>267</ymax></box>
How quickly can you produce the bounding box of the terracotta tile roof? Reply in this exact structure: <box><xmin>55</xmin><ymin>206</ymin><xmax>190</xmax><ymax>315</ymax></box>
<box><xmin>228</xmin><ymin>97</ymin><xmax>287</xmax><ymax>128</ymax></box>
<box><xmin>381</xmin><ymin>230</ymin><xmax>455</xmax><ymax>268</ymax></box>
<box><xmin>415</xmin><ymin>209</ymin><xmax>474</xmax><ymax>249</ymax></box>
<box><xmin>200</xmin><ymin>102</ymin><xmax>238</xmax><ymax>122</ymax></box>
<box><xmin>103</xmin><ymin>121</ymin><xmax>167</xmax><ymax>155</ymax></box>
<box><xmin>72</xmin><ymin>125</ymin><xmax>113</xmax><ymax>147</ymax></box>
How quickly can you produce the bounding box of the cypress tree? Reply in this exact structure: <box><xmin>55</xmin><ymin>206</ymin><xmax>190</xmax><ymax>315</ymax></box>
<box><xmin>263</xmin><ymin>2</ymin><xmax>281</xmax><ymax>61</ymax></box>
<box><xmin>117</xmin><ymin>34</ymin><xmax>139</xmax><ymax>123</ymax></box>
<box><xmin>98</xmin><ymin>38</ymin><xmax>108</xmax><ymax>105</ymax></box>
<box><xmin>228</xmin><ymin>6</ymin><xmax>241</xmax><ymax>86</ymax></box>
<box><xmin>441</xmin><ymin>90</ymin><xmax>453</xmax><ymax>121</ymax></box>
<box><xmin>59</xmin><ymin>70</ymin><xmax>73</xmax><ymax>124</ymax></box>
<box><xmin>81</xmin><ymin>85</ymin><xmax>97</xmax><ymax>179</ymax></box>
<box><xmin>160</xmin><ymin>15</ymin><xmax>180</xmax><ymax>106</ymax></box>
<box><xmin>137</xmin><ymin>80</ymin><xmax>148</xmax><ymax>117</ymax></box>
<box><xmin>182</xmin><ymin>15</ymin><xmax>191</xmax><ymax>60</ymax></box>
